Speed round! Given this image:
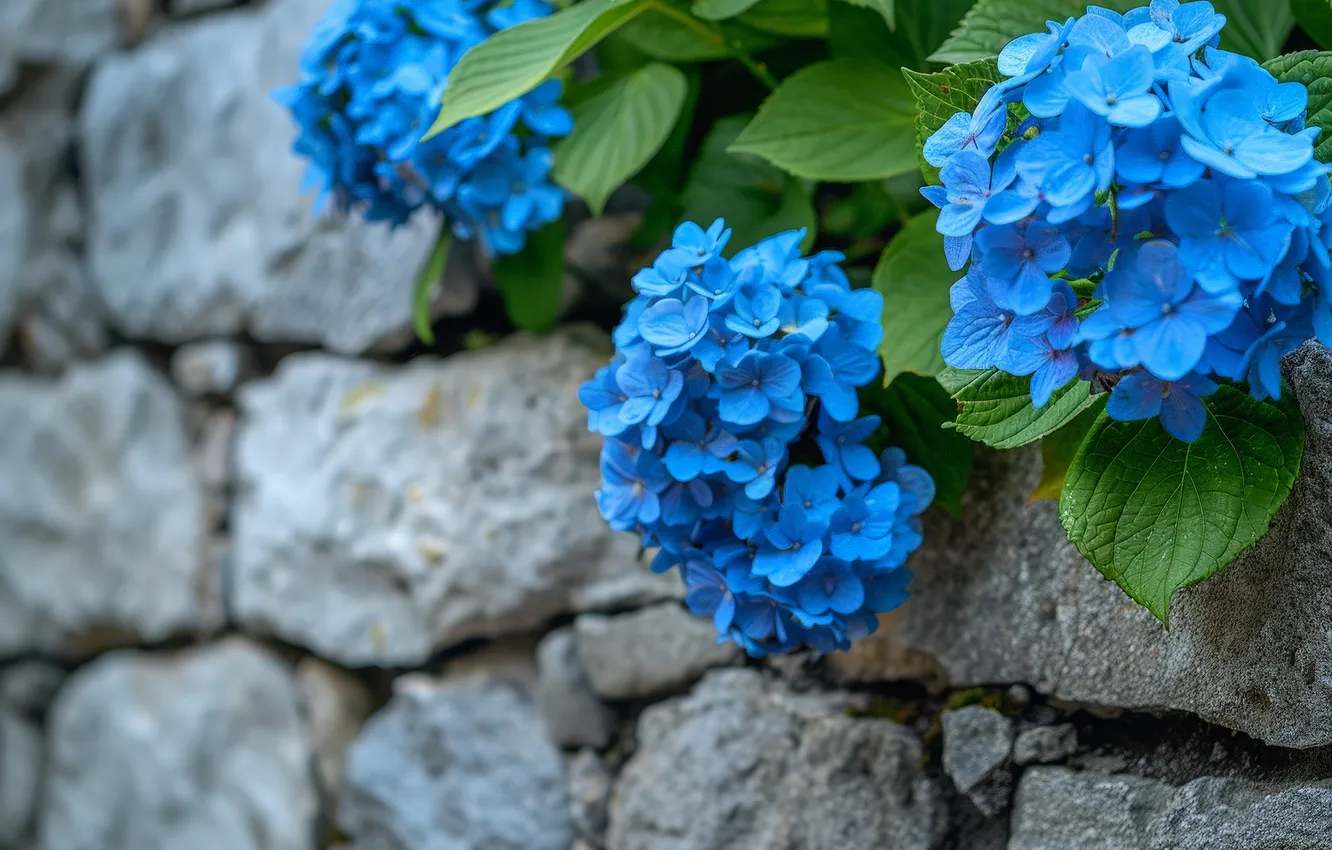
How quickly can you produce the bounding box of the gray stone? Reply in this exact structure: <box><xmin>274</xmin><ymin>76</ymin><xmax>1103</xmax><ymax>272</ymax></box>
<box><xmin>536</xmin><ymin>628</ymin><xmax>614</xmax><ymax>749</ymax></box>
<box><xmin>1010</xmin><ymin>767</ymin><xmax>1332</xmax><ymax>850</ymax></box>
<box><xmin>171</xmin><ymin>340</ymin><xmax>246</xmax><ymax>396</ymax></box>
<box><xmin>0</xmin><ymin>351</ymin><xmax>211</xmax><ymax>657</ymax></box>
<box><xmin>940</xmin><ymin>706</ymin><xmax>1014</xmax><ymax>816</ymax></box>
<box><xmin>851</xmin><ymin>345</ymin><xmax>1332</xmax><ymax>748</ymax></box>
<box><xmin>295</xmin><ymin>658</ymin><xmax>372</xmax><ymax>801</ymax></box>
<box><xmin>0</xmin><ymin>706</ymin><xmax>41</xmax><ymax>845</ymax></box>
<box><xmin>1013</xmin><ymin>724</ymin><xmax>1078</xmax><ymax>766</ymax></box>
<box><xmin>37</xmin><ymin>638</ymin><xmax>317</xmax><ymax>850</ymax></box>
<box><xmin>77</xmin><ymin>0</ymin><xmax>469</xmax><ymax>353</ymax></box>
<box><xmin>575</xmin><ymin>603</ymin><xmax>740</xmax><ymax>700</ymax></box>
<box><xmin>169</xmin><ymin>0</ymin><xmax>240</xmax><ymax>16</ymax></box>
<box><xmin>231</xmin><ymin>330</ymin><xmax>678</xmax><ymax>666</ymax></box>
<box><xmin>606</xmin><ymin>669</ymin><xmax>945</xmax><ymax>850</ymax></box>
<box><xmin>0</xmin><ymin>662</ymin><xmax>65</xmax><ymax>717</ymax></box>
<box><xmin>340</xmin><ymin>676</ymin><xmax>572</xmax><ymax>850</ymax></box>
<box><xmin>569</xmin><ymin>749</ymin><xmax>612</xmax><ymax>848</ymax></box>
<box><xmin>0</xmin><ymin>0</ymin><xmax>122</xmax><ymax>70</ymax></box>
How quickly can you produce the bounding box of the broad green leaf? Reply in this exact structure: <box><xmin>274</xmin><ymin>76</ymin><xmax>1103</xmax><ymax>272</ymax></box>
<box><xmin>904</xmin><ymin>58</ymin><xmax>1004</xmax><ymax>182</ymax></box>
<box><xmin>1263</xmin><ymin>51</ymin><xmax>1332</xmax><ymax>162</ymax></box>
<box><xmin>681</xmin><ymin>116</ymin><xmax>817</xmax><ymax>257</ymax></box>
<box><xmin>555</xmin><ymin>63</ymin><xmax>687</xmax><ymax>215</ymax></box>
<box><xmin>412</xmin><ymin>233</ymin><xmax>451</xmax><ymax>345</ymax></box>
<box><xmin>930</xmin><ymin>0</ymin><xmax>1137</xmax><ymax>65</ymax></box>
<box><xmin>830</xmin><ymin>0</ymin><xmax>976</xmax><ymax>69</ymax></box>
<box><xmin>1060</xmin><ymin>386</ymin><xmax>1304</xmax><ymax>624</ymax></box>
<box><xmin>1215</xmin><ymin>0</ymin><xmax>1295</xmax><ymax>61</ymax></box>
<box><xmin>737</xmin><ymin>0</ymin><xmax>829</xmax><ymax>37</ymax></box>
<box><xmin>862</xmin><ymin>374</ymin><xmax>973</xmax><ymax>516</ymax></box>
<box><xmin>693</xmin><ymin>0</ymin><xmax>765</xmax><ymax>20</ymax></box>
<box><xmin>822</xmin><ymin>180</ymin><xmax>910</xmax><ymax>239</ymax></box>
<box><xmin>1292</xmin><ymin>0</ymin><xmax>1332</xmax><ymax>50</ymax></box>
<box><xmin>429</xmin><ymin>0</ymin><xmax>649</xmax><ymax>135</ymax></box>
<box><xmin>1030</xmin><ymin>399</ymin><xmax>1104</xmax><ymax>502</ymax></box>
<box><xmin>493</xmin><ymin>219</ymin><xmax>566</xmax><ymax>332</ymax></box>
<box><xmin>838</xmin><ymin>0</ymin><xmax>896</xmax><ymax>30</ymax></box>
<box><xmin>616</xmin><ymin>11</ymin><xmax>781</xmax><ymax>61</ymax></box>
<box><xmin>938</xmin><ymin>367</ymin><xmax>1098</xmax><ymax>449</ymax></box>
<box><xmin>730</xmin><ymin>60</ymin><xmax>918</xmax><ymax>181</ymax></box>
<box><xmin>628</xmin><ymin>71</ymin><xmax>701</xmax><ymax>249</ymax></box>
<box><xmin>872</xmin><ymin>211</ymin><xmax>954</xmax><ymax>384</ymax></box>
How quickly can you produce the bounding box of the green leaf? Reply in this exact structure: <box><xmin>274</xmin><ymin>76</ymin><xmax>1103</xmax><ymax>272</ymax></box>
<box><xmin>729</xmin><ymin>60</ymin><xmax>918</xmax><ymax>182</ymax></box>
<box><xmin>862</xmin><ymin>374</ymin><xmax>974</xmax><ymax>516</ymax></box>
<box><xmin>930</xmin><ymin>0</ymin><xmax>1138</xmax><ymax>65</ymax></box>
<box><xmin>493</xmin><ymin>219</ymin><xmax>566</xmax><ymax>332</ymax></box>
<box><xmin>1263</xmin><ymin>51</ymin><xmax>1332</xmax><ymax>162</ymax></box>
<box><xmin>830</xmin><ymin>0</ymin><xmax>976</xmax><ymax>69</ymax></box>
<box><xmin>838</xmin><ymin>0</ymin><xmax>896</xmax><ymax>29</ymax></box>
<box><xmin>904</xmin><ymin>58</ymin><xmax>1005</xmax><ymax>183</ymax></box>
<box><xmin>1292</xmin><ymin>0</ymin><xmax>1332</xmax><ymax>50</ymax></box>
<box><xmin>412</xmin><ymin>234</ymin><xmax>451</xmax><ymax>345</ymax></box>
<box><xmin>939</xmin><ymin>367</ymin><xmax>1099</xmax><ymax>449</ymax></box>
<box><xmin>823</xmin><ymin>181</ymin><xmax>908</xmax><ymax>239</ymax></box>
<box><xmin>554</xmin><ymin>63</ymin><xmax>687</xmax><ymax>215</ymax></box>
<box><xmin>872</xmin><ymin>210</ymin><xmax>954</xmax><ymax>385</ymax></box>
<box><xmin>737</xmin><ymin>0</ymin><xmax>829</xmax><ymax>37</ymax></box>
<box><xmin>681</xmin><ymin>116</ymin><xmax>817</xmax><ymax>257</ymax></box>
<box><xmin>692</xmin><ymin>0</ymin><xmax>765</xmax><ymax>20</ymax></box>
<box><xmin>1030</xmin><ymin>399</ymin><xmax>1104</xmax><ymax>502</ymax></box>
<box><xmin>428</xmin><ymin>0</ymin><xmax>649</xmax><ymax>136</ymax></box>
<box><xmin>615</xmin><ymin>12</ymin><xmax>781</xmax><ymax>61</ymax></box>
<box><xmin>1060</xmin><ymin>386</ymin><xmax>1304</xmax><ymax>624</ymax></box>
<box><xmin>1215</xmin><ymin>0</ymin><xmax>1295</xmax><ymax>61</ymax></box>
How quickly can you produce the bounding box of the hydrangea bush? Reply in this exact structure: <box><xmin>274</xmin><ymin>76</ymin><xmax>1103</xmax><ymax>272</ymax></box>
<box><xmin>923</xmin><ymin>1</ymin><xmax>1332</xmax><ymax>442</ymax></box>
<box><xmin>276</xmin><ymin>0</ymin><xmax>571</xmax><ymax>254</ymax></box>
<box><xmin>580</xmin><ymin>221</ymin><xmax>934</xmax><ymax>655</ymax></box>
<box><xmin>283</xmin><ymin>0</ymin><xmax>1332</xmax><ymax>638</ymax></box>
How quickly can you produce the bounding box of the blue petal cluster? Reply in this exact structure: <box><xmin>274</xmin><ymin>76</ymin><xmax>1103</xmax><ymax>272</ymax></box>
<box><xmin>924</xmin><ymin>0</ymin><xmax>1332</xmax><ymax>442</ymax></box>
<box><xmin>276</xmin><ymin>0</ymin><xmax>571</xmax><ymax>254</ymax></box>
<box><xmin>580</xmin><ymin>221</ymin><xmax>935</xmax><ymax>656</ymax></box>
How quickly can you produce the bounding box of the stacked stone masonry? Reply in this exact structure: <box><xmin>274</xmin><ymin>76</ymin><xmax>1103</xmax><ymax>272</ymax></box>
<box><xmin>2</xmin><ymin>0</ymin><xmax>1332</xmax><ymax>848</ymax></box>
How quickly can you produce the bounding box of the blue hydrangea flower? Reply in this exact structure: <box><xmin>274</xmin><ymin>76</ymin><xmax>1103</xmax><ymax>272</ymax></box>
<box><xmin>277</xmin><ymin>0</ymin><xmax>571</xmax><ymax>255</ymax></box>
<box><xmin>581</xmin><ymin>221</ymin><xmax>935</xmax><ymax>655</ymax></box>
<box><xmin>925</xmin><ymin>0</ymin><xmax>1328</xmax><ymax>443</ymax></box>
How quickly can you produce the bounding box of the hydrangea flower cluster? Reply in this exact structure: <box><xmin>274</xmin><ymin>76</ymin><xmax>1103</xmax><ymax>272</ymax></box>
<box><xmin>580</xmin><ymin>220</ymin><xmax>935</xmax><ymax>656</ymax></box>
<box><xmin>923</xmin><ymin>0</ymin><xmax>1332</xmax><ymax>442</ymax></box>
<box><xmin>276</xmin><ymin>0</ymin><xmax>571</xmax><ymax>255</ymax></box>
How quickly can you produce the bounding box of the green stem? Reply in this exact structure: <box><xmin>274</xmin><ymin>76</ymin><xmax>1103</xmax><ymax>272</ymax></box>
<box><xmin>644</xmin><ymin>0</ymin><xmax>779</xmax><ymax>91</ymax></box>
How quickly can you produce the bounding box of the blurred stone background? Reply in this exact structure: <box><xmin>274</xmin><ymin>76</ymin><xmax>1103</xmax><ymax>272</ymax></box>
<box><xmin>2</xmin><ymin>1</ymin><xmax>1332</xmax><ymax>849</ymax></box>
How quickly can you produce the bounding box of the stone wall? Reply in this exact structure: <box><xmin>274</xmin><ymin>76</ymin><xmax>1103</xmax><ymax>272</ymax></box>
<box><xmin>2</xmin><ymin>2</ymin><xmax>1332</xmax><ymax>849</ymax></box>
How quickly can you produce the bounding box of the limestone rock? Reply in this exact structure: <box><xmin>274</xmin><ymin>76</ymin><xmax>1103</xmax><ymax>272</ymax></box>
<box><xmin>1013</xmin><ymin>724</ymin><xmax>1078</xmax><ymax>766</ymax></box>
<box><xmin>171</xmin><ymin>340</ymin><xmax>246</xmax><ymax>396</ymax></box>
<box><xmin>1010</xmin><ymin>767</ymin><xmax>1332</xmax><ymax>850</ymax></box>
<box><xmin>940</xmin><ymin>705</ymin><xmax>1014</xmax><ymax>816</ymax></box>
<box><xmin>575</xmin><ymin>603</ymin><xmax>741</xmax><ymax>700</ymax></box>
<box><xmin>536</xmin><ymin>628</ymin><xmax>614</xmax><ymax>749</ymax></box>
<box><xmin>0</xmin><ymin>662</ymin><xmax>65</xmax><ymax>717</ymax></box>
<box><xmin>295</xmin><ymin>658</ymin><xmax>372</xmax><ymax>801</ymax></box>
<box><xmin>231</xmin><ymin>330</ymin><xmax>677</xmax><ymax>666</ymax></box>
<box><xmin>848</xmin><ymin>344</ymin><xmax>1332</xmax><ymax>748</ymax></box>
<box><xmin>340</xmin><ymin>676</ymin><xmax>572</xmax><ymax>850</ymax></box>
<box><xmin>607</xmin><ymin>669</ymin><xmax>945</xmax><ymax>850</ymax></box>
<box><xmin>569</xmin><ymin>749</ymin><xmax>613</xmax><ymax>849</ymax></box>
<box><xmin>37</xmin><ymin>639</ymin><xmax>317</xmax><ymax>850</ymax></box>
<box><xmin>77</xmin><ymin>0</ymin><xmax>468</xmax><ymax>353</ymax></box>
<box><xmin>0</xmin><ymin>0</ymin><xmax>122</xmax><ymax>72</ymax></box>
<box><xmin>0</xmin><ymin>351</ymin><xmax>210</xmax><ymax>657</ymax></box>
<box><xmin>0</xmin><ymin>707</ymin><xmax>41</xmax><ymax>846</ymax></box>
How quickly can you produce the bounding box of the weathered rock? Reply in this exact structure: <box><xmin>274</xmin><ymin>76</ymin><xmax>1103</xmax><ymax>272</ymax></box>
<box><xmin>607</xmin><ymin>669</ymin><xmax>945</xmax><ymax>850</ymax></box>
<box><xmin>0</xmin><ymin>706</ymin><xmax>41</xmax><ymax>845</ymax></box>
<box><xmin>231</xmin><ymin>330</ymin><xmax>677</xmax><ymax>666</ymax></box>
<box><xmin>171</xmin><ymin>340</ymin><xmax>246</xmax><ymax>396</ymax></box>
<box><xmin>169</xmin><ymin>0</ymin><xmax>240</xmax><ymax>16</ymax></box>
<box><xmin>0</xmin><ymin>351</ymin><xmax>211</xmax><ymax>657</ymax></box>
<box><xmin>0</xmin><ymin>662</ymin><xmax>65</xmax><ymax>717</ymax></box>
<box><xmin>569</xmin><ymin>749</ymin><xmax>613</xmax><ymax>849</ymax></box>
<box><xmin>1013</xmin><ymin>724</ymin><xmax>1078</xmax><ymax>766</ymax></box>
<box><xmin>76</xmin><ymin>0</ymin><xmax>473</xmax><ymax>353</ymax></box>
<box><xmin>37</xmin><ymin>639</ymin><xmax>317</xmax><ymax>850</ymax></box>
<box><xmin>537</xmin><ymin>628</ymin><xmax>614</xmax><ymax>749</ymax></box>
<box><xmin>0</xmin><ymin>0</ymin><xmax>122</xmax><ymax>72</ymax></box>
<box><xmin>940</xmin><ymin>705</ymin><xmax>1014</xmax><ymax>817</ymax></box>
<box><xmin>340</xmin><ymin>676</ymin><xmax>572</xmax><ymax>850</ymax></box>
<box><xmin>295</xmin><ymin>658</ymin><xmax>372</xmax><ymax>802</ymax></box>
<box><xmin>1010</xmin><ymin>767</ymin><xmax>1332</xmax><ymax>850</ymax></box>
<box><xmin>850</xmin><ymin>345</ymin><xmax>1332</xmax><ymax>748</ymax></box>
<box><xmin>575</xmin><ymin>603</ymin><xmax>740</xmax><ymax>700</ymax></box>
